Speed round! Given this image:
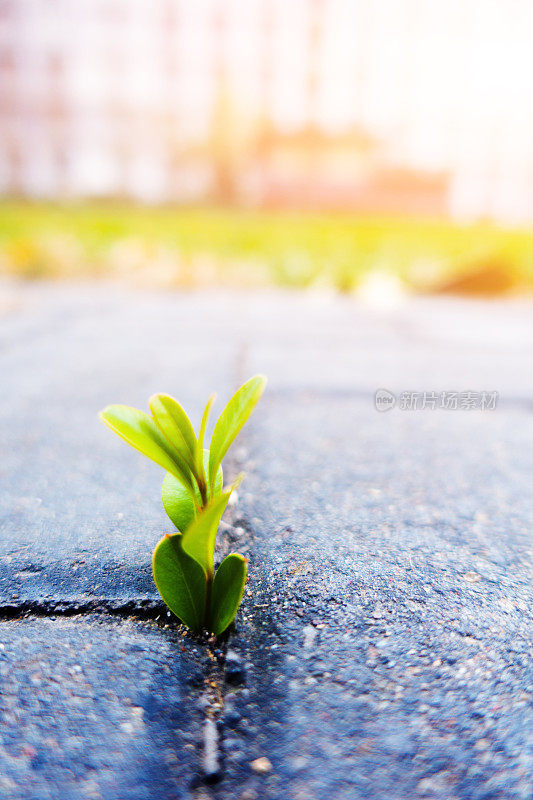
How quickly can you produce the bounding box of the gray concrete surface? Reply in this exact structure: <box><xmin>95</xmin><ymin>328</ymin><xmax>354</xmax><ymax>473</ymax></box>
<box><xmin>0</xmin><ymin>617</ymin><xmax>210</xmax><ymax>800</ymax></box>
<box><xmin>0</xmin><ymin>280</ymin><xmax>531</xmax><ymax>799</ymax></box>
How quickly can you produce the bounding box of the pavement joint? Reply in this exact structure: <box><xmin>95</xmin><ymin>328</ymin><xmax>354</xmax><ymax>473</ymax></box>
<box><xmin>0</xmin><ymin>598</ymin><xmax>169</xmax><ymax>620</ymax></box>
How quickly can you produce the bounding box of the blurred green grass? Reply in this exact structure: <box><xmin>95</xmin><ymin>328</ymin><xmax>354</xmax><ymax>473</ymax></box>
<box><xmin>1</xmin><ymin>201</ymin><xmax>532</xmax><ymax>294</ymax></box>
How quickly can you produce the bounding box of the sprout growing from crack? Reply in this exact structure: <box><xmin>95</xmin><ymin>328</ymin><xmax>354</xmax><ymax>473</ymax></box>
<box><xmin>99</xmin><ymin>375</ymin><xmax>266</xmax><ymax>635</ymax></box>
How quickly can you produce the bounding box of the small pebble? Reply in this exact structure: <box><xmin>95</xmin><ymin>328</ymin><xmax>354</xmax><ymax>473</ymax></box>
<box><xmin>225</xmin><ymin>650</ymin><xmax>246</xmax><ymax>685</ymax></box>
<box><xmin>223</xmin><ymin>708</ymin><xmax>242</xmax><ymax>727</ymax></box>
<box><xmin>302</xmin><ymin>625</ymin><xmax>317</xmax><ymax>649</ymax></box>
<box><xmin>463</xmin><ymin>571</ymin><xmax>481</xmax><ymax>583</ymax></box>
<box><xmin>240</xmin><ymin>789</ymin><xmax>258</xmax><ymax>800</ymax></box>
<box><xmin>250</xmin><ymin>756</ymin><xmax>273</xmax><ymax>774</ymax></box>
<box><xmin>474</xmin><ymin>738</ymin><xmax>490</xmax><ymax>751</ymax></box>
<box><xmin>202</xmin><ymin>719</ymin><xmax>220</xmax><ymax>781</ymax></box>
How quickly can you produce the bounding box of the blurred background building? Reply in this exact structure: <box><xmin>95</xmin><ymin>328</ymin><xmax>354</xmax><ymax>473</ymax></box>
<box><xmin>1</xmin><ymin>0</ymin><xmax>533</xmax><ymax>223</ymax></box>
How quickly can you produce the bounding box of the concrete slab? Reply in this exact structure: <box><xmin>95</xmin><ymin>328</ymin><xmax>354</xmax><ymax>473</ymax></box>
<box><xmin>216</xmin><ymin>396</ymin><xmax>532</xmax><ymax>799</ymax></box>
<box><xmin>0</xmin><ymin>616</ymin><xmax>214</xmax><ymax>800</ymax></box>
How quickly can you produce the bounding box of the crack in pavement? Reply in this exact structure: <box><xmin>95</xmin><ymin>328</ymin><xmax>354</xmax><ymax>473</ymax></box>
<box><xmin>0</xmin><ymin>598</ymin><xmax>168</xmax><ymax>620</ymax></box>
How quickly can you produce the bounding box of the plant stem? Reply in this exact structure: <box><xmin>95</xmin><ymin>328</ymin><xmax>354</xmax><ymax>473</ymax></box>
<box><xmin>204</xmin><ymin>574</ymin><xmax>213</xmax><ymax>631</ymax></box>
<box><xmin>193</xmin><ymin>471</ymin><xmax>208</xmax><ymax>509</ymax></box>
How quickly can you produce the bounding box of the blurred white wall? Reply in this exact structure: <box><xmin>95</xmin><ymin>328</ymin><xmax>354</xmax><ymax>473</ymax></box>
<box><xmin>1</xmin><ymin>0</ymin><xmax>533</xmax><ymax>222</ymax></box>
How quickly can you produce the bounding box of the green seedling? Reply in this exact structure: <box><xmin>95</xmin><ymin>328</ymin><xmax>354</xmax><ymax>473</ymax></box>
<box><xmin>99</xmin><ymin>375</ymin><xmax>266</xmax><ymax>635</ymax></box>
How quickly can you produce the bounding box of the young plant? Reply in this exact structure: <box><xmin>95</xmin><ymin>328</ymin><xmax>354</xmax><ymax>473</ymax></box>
<box><xmin>99</xmin><ymin>375</ymin><xmax>266</xmax><ymax>635</ymax></box>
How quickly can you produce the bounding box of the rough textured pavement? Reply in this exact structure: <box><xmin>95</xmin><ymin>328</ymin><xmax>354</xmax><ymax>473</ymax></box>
<box><xmin>0</xmin><ymin>280</ymin><xmax>532</xmax><ymax>800</ymax></box>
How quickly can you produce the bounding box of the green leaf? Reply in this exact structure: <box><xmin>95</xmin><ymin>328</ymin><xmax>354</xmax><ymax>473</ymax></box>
<box><xmin>149</xmin><ymin>393</ymin><xmax>198</xmax><ymax>473</ymax></box>
<box><xmin>196</xmin><ymin>394</ymin><xmax>216</xmax><ymax>502</ymax></box>
<box><xmin>99</xmin><ymin>405</ymin><xmax>195</xmax><ymax>494</ymax></box>
<box><xmin>162</xmin><ymin>450</ymin><xmax>223</xmax><ymax>532</ymax></box>
<box><xmin>208</xmin><ymin>375</ymin><xmax>267</xmax><ymax>492</ymax></box>
<box><xmin>198</xmin><ymin>394</ymin><xmax>215</xmax><ymax>455</ymax></box>
<box><xmin>152</xmin><ymin>533</ymin><xmax>206</xmax><ymax>632</ymax></box>
<box><xmin>181</xmin><ymin>488</ymin><xmax>233</xmax><ymax>577</ymax></box>
<box><xmin>161</xmin><ymin>474</ymin><xmax>196</xmax><ymax>533</ymax></box>
<box><xmin>209</xmin><ymin>553</ymin><xmax>247</xmax><ymax>635</ymax></box>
